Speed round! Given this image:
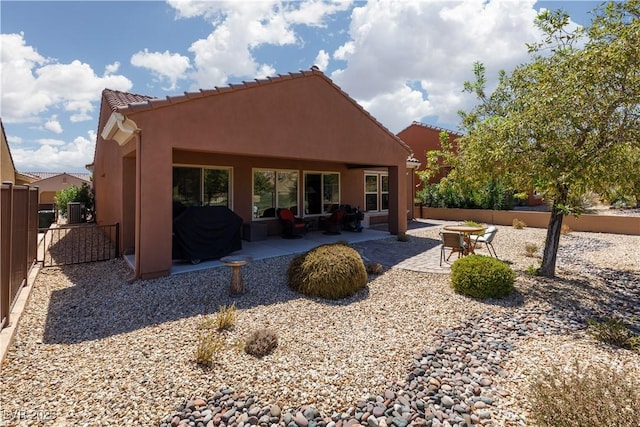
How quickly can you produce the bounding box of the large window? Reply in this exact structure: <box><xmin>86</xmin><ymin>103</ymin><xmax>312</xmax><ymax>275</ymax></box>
<box><xmin>253</xmin><ymin>169</ymin><xmax>298</xmax><ymax>218</ymax></box>
<box><xmin>304</xmin><ymin>172</ymin><xmax>340</xmax><ymax>215</ymax></box>
<box><xmin>364</xmin><ymin>172</ymin><xmax>388</xmax><ymax>212</ymax></box>
<box><xmin>173</xmin><ymin>166</ymin><xmax>231</xmax><ymax>207</ymax></box>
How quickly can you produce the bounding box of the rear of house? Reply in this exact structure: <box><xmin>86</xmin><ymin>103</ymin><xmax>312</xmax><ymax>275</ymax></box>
<box><xmin>94</xmin><ymin>67</ymin><xmax>414</xmax><ymax>279</ymax></box>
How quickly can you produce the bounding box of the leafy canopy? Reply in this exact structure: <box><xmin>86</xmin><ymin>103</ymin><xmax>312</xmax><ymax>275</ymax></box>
<box><xmin>453</xmin><ymin>1</ymin><xmax>640</xmax><ymax>277</ymax></box>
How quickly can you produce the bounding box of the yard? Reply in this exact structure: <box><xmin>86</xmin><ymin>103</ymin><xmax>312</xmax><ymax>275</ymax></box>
<box><xmin>1</xmin><ymin>223</ymin><xmax>638</xmax><ymax>426</ymax></box>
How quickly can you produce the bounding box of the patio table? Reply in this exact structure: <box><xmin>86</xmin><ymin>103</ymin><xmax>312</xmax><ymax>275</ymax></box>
<box><xmin>442</xmin><ymin>225</ymin><xmax>486</xmax><ymax>255</ymax></box>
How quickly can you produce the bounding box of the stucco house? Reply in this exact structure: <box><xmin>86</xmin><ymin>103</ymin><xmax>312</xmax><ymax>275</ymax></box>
<box><xmin>398</xmin><ymin>121</ymin><xmax>542</xmax><ymax>206</ymax></box>
<box><xmin>21</xmin><ymin>172</ymin><xmax>92</xmax><ymax>210</ymax></box>
<box><xmin>397</xmin><ymin>121</ymin><xmax>462</xmax><ymax>190</ymax></box>
<box><xmin>94</xmin><ymin>67</ymin><xmax>415</xmax><ymax>279</ymax></box>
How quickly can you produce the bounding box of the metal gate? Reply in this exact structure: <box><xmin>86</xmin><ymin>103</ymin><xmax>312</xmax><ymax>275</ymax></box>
<box><xmin>38</xmin><ymin>223</ymin><xmax>119</xmax><ymax>267</ymax></box>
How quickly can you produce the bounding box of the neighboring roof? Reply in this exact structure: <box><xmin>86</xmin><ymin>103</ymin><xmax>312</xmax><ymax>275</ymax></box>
<box><xmin>24</xmin><ymin>172</ymin><xmax>92</xmax><ymax>182</ymax></box>
<box><xmin>398</xmin><ymin>121</ymin><xmax>463</xmax><ymax>137</ymax></box>
<box><xmin>101</xmin><ymin>67</ymin><xmax>412</xmax><ymax>155</ymax></box>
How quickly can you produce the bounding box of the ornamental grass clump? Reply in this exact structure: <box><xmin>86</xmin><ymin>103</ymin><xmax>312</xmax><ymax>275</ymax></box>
<box><xmin>450</xmin><ymin>255</ymin><xmax>515</xmax><ymax>299</ymax></box>
<box><xmin>524</xmin><ymin>242</ymin><xmax>539</xmax><ymax>257</ymax></box>
<box><xmin>287</xmin><ymin>243</ymin><xmax>367</xmax><ymax>299</ymax></box>
<box><xmin>197</xmin><ymin>303</ymin><xmax>237</xmax><ymax>331</ymax></box>
<box><xmin>213</xmin><ymin>303</ymin><xmax>237</xmax><ymax>331</ymax></box>
<box><xmin>244</xmin><ymin>328</ymin><xmax>278</xmax><ymax>357</ymax></box>
<box><xmin>194</xmin><ymin>334</ymin><xmax>224</xmax><ymax>367</ymax></box>
<box><xmin>512</xmin><ymin>218</ymin><xmax>527</xmax><ymax>229</ymax></box>
<box><xmin>587</xmin><ymin>317</ymin><xmax>640</xmax><ymax>352</ymax></box>
<box><xmin>529</xmin><ymin>360</ymin><xmax>640</xmax><ymax>427</ymax></box>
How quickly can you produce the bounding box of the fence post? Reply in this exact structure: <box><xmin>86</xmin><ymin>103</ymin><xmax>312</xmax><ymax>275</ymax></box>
<box><xmin>1</xmin><ymin>182</ymin><xmax>13</xmax><ymax>328</ymax></box>
<box><xmin>115</xmin><ymin>223</ymin><xmax>120</xmax><ymax>258</ymax></box>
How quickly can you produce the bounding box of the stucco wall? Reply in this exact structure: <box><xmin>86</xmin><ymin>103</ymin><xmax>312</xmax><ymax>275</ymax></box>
<box><xmin>96</xmin><ymin>73</ymin><xmax>411</xmax><ymax>278</ymax></box>
<box><xmin>415</xmin><ymin>206</ymin><xmax>640</xmax><ymax>235</ymax></box>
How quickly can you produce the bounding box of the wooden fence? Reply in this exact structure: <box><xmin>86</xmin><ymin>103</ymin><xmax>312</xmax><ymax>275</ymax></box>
<box><xmin>1</xmin><ymin>183</ymin><xmax>38</xmax><ymax>331</ymax></box>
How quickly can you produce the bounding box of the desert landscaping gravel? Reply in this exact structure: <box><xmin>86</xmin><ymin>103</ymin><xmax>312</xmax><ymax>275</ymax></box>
<box><xmin>0</xmin><ymin>222</ymin><xmax>638</xmax><ymax>426</ymax></box>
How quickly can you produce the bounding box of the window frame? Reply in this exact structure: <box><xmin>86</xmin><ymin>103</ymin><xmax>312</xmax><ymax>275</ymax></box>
<box><xmin>172</xmin><ymin>164</ymin><xmax>233</xmax><ymax>208</ymax></box>
<box><xmin>364</xmin><ymin>171</ymin><xmax>389</xmax><ymax>213</ymax></box>
<box><xmin>303</xmin><ymin>171</ymin><xmax>341</xmax><ymax>216</ymax></box>
<box><xmin>252</xmin><ymin>168</ymin><xmax>299</xmax><ymax>220</ymax></box>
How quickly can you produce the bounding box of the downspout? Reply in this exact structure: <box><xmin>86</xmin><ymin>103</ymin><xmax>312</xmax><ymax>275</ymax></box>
<box><xmin>128</xmin><ymin>130</ymin><xmax>142</xmax><ymax>283</ymax></box>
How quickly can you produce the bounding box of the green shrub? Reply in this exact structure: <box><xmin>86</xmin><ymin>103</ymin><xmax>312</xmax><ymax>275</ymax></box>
<box><xmin>587</xmin><ymin>317</ymin><xmax>640</xmax><ymax>352</ymax></box>
<box><xmin>529</xmin><ymin>360</ymin><xmax>640</xmax><ymax>426</ymax></box>
<box><xmin>287</xmin><ymin>243</ymin><xmax>367</xmax><ymax>299</ymax></box>
<box><xmin>525</xmin><ymin>265</ymin><xmax>539</xmax><ymax>276</ymax></box>
<box><xmin>55</xmin><ymin>182</ymin><xmax>94</xmax><ymax>218</ymax></box>
<box><xmin>195</xmin><ymin>334</ymin><xmax>224</xmax><ymax>367</ymax></box>
<box><xmin>244</xmin><ymin>328</ymin><xmax>278</xmax><ymax>357</ymax></box>
<box><xmin>450</xmin><ymin>255</ymin><xmax>515</xmax><ymax>299</ymax></box>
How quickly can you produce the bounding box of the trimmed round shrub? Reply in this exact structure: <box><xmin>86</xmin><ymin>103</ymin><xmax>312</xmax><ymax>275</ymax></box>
<box><xmin>450</xmin><ymin>255</ymin><xmax>515</xmax><ymax>299</ymax></box>
<box><xmin>287</xmin><ymin>243</ymin><xmax>367</xmax><ymax>299</ymax></box>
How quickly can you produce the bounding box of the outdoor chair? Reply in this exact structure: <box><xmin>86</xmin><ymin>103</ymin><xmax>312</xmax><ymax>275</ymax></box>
<box><xmin>470</xmin><ymin>225</ymin><xmax>498</xmax><ymax>258</ymax></box>
<box><xmin>277</xmin><ymin>208</ymin><xmax>310</xmax><ymax>239</ymax></box>
<box><xmin>319</xmin><ymin>208</ymin><xmax>346</xmax><ymax>235</ymax></box>
<box><xmin>439</xmin><ymin>231</ymin><xmax>467</xmax><ymax>265</ymax></box>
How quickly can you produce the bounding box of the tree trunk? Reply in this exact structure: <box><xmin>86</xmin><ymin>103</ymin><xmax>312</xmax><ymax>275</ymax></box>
<box><xmin>539</xmin><ymin>201</ymin><xmax>565</xmax><ymax>278</ymax></box>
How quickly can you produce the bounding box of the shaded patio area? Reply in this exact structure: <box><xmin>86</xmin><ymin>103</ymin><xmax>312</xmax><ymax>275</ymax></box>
<box><xmin>123</xmin><ymin>219</ymin><xmax>447</xmax><ymax>275</ymax></box>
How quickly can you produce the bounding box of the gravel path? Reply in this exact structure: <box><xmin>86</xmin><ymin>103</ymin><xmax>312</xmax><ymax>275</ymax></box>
<box><xmin>1</xmin><ymin>225</ymin><xmax>638</xmax><ymax>426</ymax></box>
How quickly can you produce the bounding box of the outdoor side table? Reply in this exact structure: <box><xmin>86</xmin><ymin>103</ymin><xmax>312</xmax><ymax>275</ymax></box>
<box><xmin>220</xmin><ymin>256</ymin><xmax>253</xmax><ymax>296</ymax></box>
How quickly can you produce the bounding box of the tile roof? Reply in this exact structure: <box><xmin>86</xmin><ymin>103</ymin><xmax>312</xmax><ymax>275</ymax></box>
<box><xmin>101</xmin><ymin>67</ymin><xmax>412</xmax><ymax>155</ymax></box>
<box><xmin>22</xmin><ymin>172</ymin><xmax>92</xmax><ymax>182</ymax></box>
<box><xmin>103</xmin><ymin>90</ymin><xmax>158</xmax><ymax>112</ymax></box>
<box><xmin>400</xmin><ymin>121</ymin><xmax>463</xmax><ymax>137</ymax></box>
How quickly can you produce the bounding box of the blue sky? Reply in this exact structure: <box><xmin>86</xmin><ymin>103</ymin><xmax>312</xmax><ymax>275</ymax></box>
<box><xmin>1</xmin><ymin>0</ymin><xmax>600</xmax><ymax>173</ymax></box>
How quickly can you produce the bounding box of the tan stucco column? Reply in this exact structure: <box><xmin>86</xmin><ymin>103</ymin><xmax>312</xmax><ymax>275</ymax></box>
<box><xmin>388</xmin><ymin>165</ymin><xmax>407</xmax><ymax>235</ymax></box>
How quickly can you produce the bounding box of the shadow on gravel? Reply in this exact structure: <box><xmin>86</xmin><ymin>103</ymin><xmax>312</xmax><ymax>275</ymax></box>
<box><xmin>524</xmin><ymin>267</ymin><xmax>640</xmax><ymax>332</ymax></box>
<box><xmin>42</xmin><ymin>236</ymin><xmax>440</xmax><ymax>345</ymax></box>
<box><xmin>42</xmin><ymin>256</ymin><xmax>309</xmax><ymax>344</ymax></box>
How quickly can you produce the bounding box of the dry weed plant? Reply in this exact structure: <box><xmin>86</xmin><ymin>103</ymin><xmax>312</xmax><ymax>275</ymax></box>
<box><xmin>529</xmin><ymin>360</ymin><xmax>640</xmax><ymax>426</ymax></box>
<box><xmin>512</xmin><ymin>218</ymin><xmax>527</xmax><ymax>229</ymax></box>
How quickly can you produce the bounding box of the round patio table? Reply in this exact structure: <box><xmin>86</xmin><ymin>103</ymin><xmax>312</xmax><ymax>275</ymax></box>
<box><xmin>442</xmin><ymin>225</ymin><xmax>486</xmax><ymax>255</ymax></box>
<box><xmin>220</xmin><ymin>255</ymin><xmax>253</xmax><ymax>296</ymax></box>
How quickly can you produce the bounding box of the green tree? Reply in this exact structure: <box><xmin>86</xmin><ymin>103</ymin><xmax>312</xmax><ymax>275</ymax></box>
<box><xmin>455</xmin><ymin>1</ymin><xmax>640</xmax><ymax>277</ymax></box>
<box><xmin>55</xmin><ymin>182</ymin><xmax>94</xmax><ymax>220</ymax></box>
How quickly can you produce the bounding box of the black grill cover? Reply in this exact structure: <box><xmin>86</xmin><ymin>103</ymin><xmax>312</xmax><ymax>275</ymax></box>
<box><xmin>172</xmin><ymin>206</ymin><xmax>242</xmax><ymax>262</ymax></box>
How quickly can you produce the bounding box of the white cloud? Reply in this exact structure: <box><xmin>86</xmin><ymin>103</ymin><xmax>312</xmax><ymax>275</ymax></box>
<box><xmin>44</xmin><ymin>116</ymin><xmax>63</xmax><ymax>134</ymax></box>
<box><xmin>70</xmin><ymin>112</ymin><xmax>92</xmax><ymax>123</ymax></box>
<box><xmin>330</xmin><ymin>0</ymin><xmax>551</xmax><ymax>131</ymax></box>
<box><xmin>130</xmin><ymin>49</ymin><xmax>191</xmax><ymax>91</ymax></box>
<box><xmin>7</xmin><ymin>135</ymin><xmax>23</xmax><ymax>145</ymax></box>
<box><xmin>0</xmin><ymin>33</ymin><xmax>133</xmax><ymax>124</ymax></box>
<box><xmin>314</xmin><ymin>49</ymin><xmax>330</xmax><ymax>71</ymax></box>
<box><xmin>105</xmin><ymin>61</ymin><xmax>121</xmax><ymax>74</ymax></box>
<box><xmin>36</xmin><ymin>138</ymin><xmax>65</xmax><ymax>146</ymax></box>
<box><xmin>12</xmin><ymin>131</ymin><xmax>96</xmax><ymax>172</ymax></box>
<box><xmin>168</xmin><ymin>1</ymin><xmax>350</xmax><ymax>88</ymax></box>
